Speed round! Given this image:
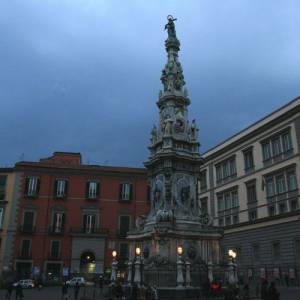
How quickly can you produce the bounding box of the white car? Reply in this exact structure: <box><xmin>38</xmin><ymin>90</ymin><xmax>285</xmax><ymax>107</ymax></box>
<box><xmin>66</xmin><ymin>277</ymin><xmax>86</xmax><ymax>287</ymax></box>
<box><xmin>13</xmin><ymin>279</ymin><xmax>35</xmax><ymax>289</ymax></box>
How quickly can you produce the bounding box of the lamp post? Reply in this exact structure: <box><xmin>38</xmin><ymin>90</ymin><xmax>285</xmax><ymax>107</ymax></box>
<box><xmin>207</xmin><ymin>261</ymin><xmax>214</xmax><ymax>283</ymax></box>
<box><xmin>228</xmin><ymin>249</ymin><xmax>237</xmax><ymax>285</ymax></box>
<box><xmin>177</xmin><ymin>246</ymin><xmax>184</xmax><ymax>287</ymax></box>
<box><xmin>110</xmin><ymin>250</ymin><xmax>118</xmax><ymax>283</ymax></box>
<box><xmin>133</xmin><ymin>247</ymin><xmax>141</xmax><ymax>286</ymax></box>
<box><xmin>127</xmin><ymin>261</ymin><xmax>133</xmax><ymax>285</ymax></box>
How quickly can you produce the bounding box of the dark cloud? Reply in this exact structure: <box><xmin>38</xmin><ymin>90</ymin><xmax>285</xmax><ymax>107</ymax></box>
<box><xmin>1</xmin><ymin>0</ymin><xmax>300</xmax><ymax>167</ymax></box>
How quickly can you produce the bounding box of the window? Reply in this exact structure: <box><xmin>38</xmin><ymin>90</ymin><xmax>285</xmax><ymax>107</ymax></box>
<box><xmin>83</xmin><ymin>214</ymin><xmax>96</xmax><ymax>233</ymax></box>
<box><xmin>290</xmin><ymin>199</ymin><xmax>298</xmax><ymax>211</ymax></box>
<box><xmin>276</xmin><ymin>175</ymin><xmax>286</xmax><ymax>194</ymax></box>
<box><xmin>0</xmin><ymin>176</ymin><xmax>7</xmax><ymax>200</ymax></box>
<box><xmin>50</xmin><ymin>241</ymin><xmax>60</xmax><ymax>259</ymax></box>
<box><xmin>278</xmin><ymin>202</ymin><xmax>287</xmax><ymax>214</ymax></box>
<box><xmin>244</xmin><ymin>149</ymin><xmax>254</xmax><ymax>171</ymax></box>
<box><xmin>200</xmin><ymin>197</ymin><xmax>208</xmax><ymax>214</ymax></box>
<box><xmin>0</xmin><ymin>208</ymin><xmax>4</xmax><ymax>229</ymax></box>
<box><xmin>119</xmin><ymin>215</ymin><xmax>130</xmax><ymax>237</ymax></box>
<box><xmin>295</xmin><ymin>240</ymin><xmax>300</xmax><ymax>261</ymax></box>
<box><xmin>252</xmin><ymin>244</ymin><xmax>260</xmax><ymax>262</ymax></box>
<box><xmin>268</xmin><ymin>205</ymin><xmax>276</xmax><ymax>217</ymax></box>
<box><xmin>86</xmin><ymin>181</ymin><xmax>99</xmax><ymax>199</ymax></box>
<box><xmin>119</xmin><ymin>183</ymin><xmax>132</xmax><ymax>201</ymax></box>
<box><xmin>248</xmin><ymin>210</ymin><xmax>257</xmax><ymax>221</ymax></box>
<box><xmin>246</xmin><ymin>183</ymin><xmax>257</xmax><ymax>203</ymax></box>
<box><xmin>225</xmin><ymin>216</ymin><xmax>231</xmax><ymax>226</ymax></box>
<box><xmin>266</xmin><ymin>178</ymin><xmax>275</xmax><ymax>197</ymax></box>
<box><xmin>54</xmin><ymin>180</ymin><xmax>68</xmax><ymax>198</ymax></box>
<box><xmin>218</xmin><ymin>218</ymin><xmax>224</xmax><ymax>226</ymax></box>
<box><xmin>287</xmin><ymin>171</ymin><xmax>297</xmax><ymax>191</ymax></box>
<box><xmin>25</xmin><ymin>177</ymin><xmax>40</xmax><ymax>197</ymax></box>
<box><xmin>199</xmin><ymin>171</ymin><xmax>207</xmax><ymax>192</ymax></box>
<box><xmin>217</xmin><ymin>195</ymin><xmax>224</xmax><ymax>211</ymax></box>
<box><xmin>262</xmin><ymin>143</ymin><xmax>271</xmax><ymax>161</ymax></box>
<box><xmin>225</xmin><ymin>193</ymin><xmax>231</xmax><ymax>210</ymax></box>
<box><xmin>282</xmin><ymin>132</ymin><xmax>292</xmax><ymax>153</ymax></box>
<box><xmin>261</xmin><ymin>130</ymin><xmax>293</xmax><ymax>163</ymax></box>
<box><xmin>231</xmin><ymin>191</ymin><xmax>239</xmax><ymax>208</ymax></box>
<box><xmin>23</xmin><ymin>211</ymin><xmax>35</xmax><ymax>232</ymax></box>
<box><xmin>52</xmin><ymin>212</ymin><xmax>65</xmax><ymax>233</ymax></box>
<box><xmin>216</xmin><ymin>166</ymin><xmax>222</xmax><ymax>183</ymax></box>
<box><xmin>119</xmin><ymin>243</ymin><xmax>129</xmax><ymax>260</ymax></box>
<box><xmin>21</xmin><ymin>240</ymin><xmax>31</xmax><ymax>258</ymax></box>
<box><xmin>272</xmin><ymin>241</ymin><xmax>281</xmax><ymax>260</ymax></box>
<box><xmin>215</xmin><ymin>157</ymin><xmax>237</xmax><ymax>184</ymax></box>
<box><xmin>217</xmin><ymin>189</ymin><xmax>239</xmax><ymax>211</ymax></box>
<box><xmin>232</xmin><ymin>214</ymin><xmax>239</xmax><ymax>224</ymax></box>
<box><xmin>272</xmin><ymin>137</ymin><xmax>281</xmax><ymax>157</ymax></box>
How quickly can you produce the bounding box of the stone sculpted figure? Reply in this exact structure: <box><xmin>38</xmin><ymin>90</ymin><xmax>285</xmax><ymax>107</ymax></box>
<box><xmin>164</xmin><ymin>117</ymin><xmax>173</xmax><ymax>136</ymax></box>
<box><xmin>191</xmin><ymin>119</ymin><xmax>199</xmax><ymax>141</ymax></box>
<box><xmin>165</xmin><ymin>15</ymin><xmax>177</xmax><ymax>40</ymax></box>
<box><xmin>151</xmin><ymin>125</ymin><xmax>158</xmax><ymax>144</ymax></box>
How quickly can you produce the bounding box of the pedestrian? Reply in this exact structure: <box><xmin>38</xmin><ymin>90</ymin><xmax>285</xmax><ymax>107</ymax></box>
<box><xmin>241</xmin><ymin>284</ymin><xmax>250</xmax><ymax>300</ymax></box>
<box><xmin>268</xmin><ymin>282</ymin><xmax>280</xmax><ymax>300</ymax></box>
<box><xmin>261</xmin><ymin>279</ymin><xmax>269</xmax><ymax>300</ymax></box>
<box><xmin>151</xmin><ymin>286</ymin><xmax>158</xmax><ymax>300</ymax></box>
<box><xmin>61</xmin><ymin>282</ymin><xmax>68</xmax><ymax>300</ymax></box>
<box><xmin>6</xmin><ymin>283</ymin><xmax>13</xmax><ymax>300</ymax></box>
<box><xmin>15</xmin><ymin>283</ymin><xmax>24</xmax><ymax>300</ymax></box>
<box><xmin>131</xmin><ymin>283</ymin><xmax>138</xmax><ymax>300</ymax></box>
<box><xmin>74</xmin><ymin>282</ymin><xmax>80</xmax><ymax>300</ymax></box>
<box><xmin>202</xmin><ymin>279</ymin><xmax>210</xmax><ymax>299</ymax></box>
<box><xmin>115</xmin><ymin>281</ymin><xmax>123</xmax><ymax>300</ymax></box>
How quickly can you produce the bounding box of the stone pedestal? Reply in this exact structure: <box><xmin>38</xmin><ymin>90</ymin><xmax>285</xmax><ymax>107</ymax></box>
<box><xmin>176</xmin><ymin>254</ymin><xmax>184</xmax><ymax>287</ymax></box>
<box><xmin>133</xmin><ymin>256</ymin><xmax>141</xmax><ymax>286</ymax></box>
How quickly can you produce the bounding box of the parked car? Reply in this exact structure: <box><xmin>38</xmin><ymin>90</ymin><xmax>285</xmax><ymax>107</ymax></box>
<box><xmin>66</xmin><ymin>277</ymin><xmax>86</xmax><ymax>287</ymax></box>
<box><xmin>13</xmin><ymin>279</ymin><xmax>35</xmax><ymax>289</ymax></box>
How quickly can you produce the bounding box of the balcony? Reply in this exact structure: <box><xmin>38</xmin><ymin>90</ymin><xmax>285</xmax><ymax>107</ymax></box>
<box><xmin>48</xmin><ymin>252</ymin><xmax>61</xmax><ymax>261</ymax></box>
<box><xmin>48</xmin><ymin>226</ymin><xmax>64</xmax><ymax>235</ymax></box>
<box><xmin>18</xmin><ymin>252</ymin><xmax>32</xmax><ymax>260</ymax></box>
<box><xmin>69</xmin><ymin>227</ymin><xmax>108</xmax><ymax>237</ymax></box>
<box><xmin>116</xmin><ymin>229</ymin><xmax>129</xmax><ymax>238</ymax></box>
<box><xmin>19</xmin><ymin>225</ymin><xmax>36</xmax><ymax>234</ymax></box>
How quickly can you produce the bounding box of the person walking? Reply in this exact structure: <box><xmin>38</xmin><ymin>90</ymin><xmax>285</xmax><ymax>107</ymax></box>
<box><xmin>6</xmin><ymin>283</ymin><xmax>13</xmax><ymax>300</ymax></box>
<box><xmin>268</xmin><ymin>282</ymin><xmax>280</xmax><ymax>300</ymax></box>
<box><xmin>261</xmin><ymin>279</ymin><xmax>269</xmax><ymax>300</ymax></box>
<box><xmin>74</xmin><ymin>282</ymin><xmax>80</xmax><ymax>300</ymax></box>
<box><xmin>241</xmin><ymin>284</ymin><xmax>250</xmax><ymax>300</ymax></box>
<box><xmin>61</xmin><ymin>282</ymin><xmax>68</xmax><ymax>300</ymax></box>
<box><xmin>15</xmin><ymin>283</ymin><xmax>24</xmax><ymax>300</ymax></box>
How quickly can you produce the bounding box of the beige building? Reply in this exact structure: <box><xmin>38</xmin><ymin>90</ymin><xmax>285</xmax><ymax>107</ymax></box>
<box><xmin>0</xmin><ymin>169</ymin><xmax>20</xmax><ymax>276</ymax></box>
<box><xmin>199</xmin><ymin>96</ymin><xmax>300</xmax><ymax>283</ymax></box>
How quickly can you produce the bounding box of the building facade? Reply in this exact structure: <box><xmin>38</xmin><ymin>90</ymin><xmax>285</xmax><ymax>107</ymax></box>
<box><xmin>199</xmin><ymin>97</ymin><xmax>300</xmax><ymax>284</ymax></box>
<box><xmin>11</xmin><ymin>152</ymin><xmax>149</xmax><ymax>282</ymax></box>
<box><xmin>0</xmin><ymin>169</ymin><xmax>20</xmax><ymax>276</ymax></box>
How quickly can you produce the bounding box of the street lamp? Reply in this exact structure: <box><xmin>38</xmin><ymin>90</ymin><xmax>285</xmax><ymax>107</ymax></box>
<box><xmin>110</xmin><ymin>250</ymin><xmax>118</xmax><ymax>282</ymax></box>
<box><xmin>177</xmin><ymin>245</ymin><xmax>184</xmax><ymax>287</ymax></box>
<box><xmin>134</xmin><ymin>246</ymin><xmax>142</xmax><ymax>286</ymax></box>
<box><xmin>228</xmin><ymin>249</ymin><xmax>238</xmax><ymax>285</ymax></box>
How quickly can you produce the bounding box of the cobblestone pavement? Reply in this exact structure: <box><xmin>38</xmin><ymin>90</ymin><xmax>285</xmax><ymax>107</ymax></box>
<box><xmin>0</xmin><ymin>286</ymin><xmax>299</xmax><ymax>299</ymax></box>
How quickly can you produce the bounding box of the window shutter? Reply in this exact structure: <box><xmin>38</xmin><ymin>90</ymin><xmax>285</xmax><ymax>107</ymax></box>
<box><xmin>86</xmin><ymin>182</ymin><xmax>90</xmax><ymax>198</ymax></box>
<box><xmin>25</xmin><ymin>178</ymin><xmax>30</xmax><ymax>195</ymax></box>
<box><xmin>130</xmin><ymin>184</ymin><xmax>133</xmax><ymax>201</ymax></box>
<box><xmin>54</xmin><ymin>180</ymin><xmax>58</xmax><ymax>198</ymax></box>
<box><xmin>64</xmin><ymin>181</ymin><xmax>68</xmax><ymax>197</ymax></box>
<box><xmin>53</xmin><ymin>213</ymin><xmax>57</xmax><ymax>228</ymax></box>
<box><xmin>62</xmin><ymin>213</ymin><xmax>65</xmax><ymax>229</ymax></box>
<box><xmin>96</xmin><ymin>182</ymin><xmax>100</xmax><ymax>197</ymax></box>
<box><xmin>83</xmin><ymin>215</ymin><xmax>87</xmax><ymax>231</ymax></box>
<box><xmin>91</xmin><ymin>215</ymin><xmax>96</xmax><ymax>232</ymax></box>
<box><xmin>36</xmin><ymin>178</ymin><xmax>40</xmax><ymax>195</ymax></box>
<box><xmin>119</xmin><ymin>184</ymin><xmax>123</xmax><ymax>200</ymax></box>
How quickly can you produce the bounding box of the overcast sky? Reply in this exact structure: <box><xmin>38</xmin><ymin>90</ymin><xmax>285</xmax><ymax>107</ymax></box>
<box><xmin>1</xmin><ymin>0</ymin><xmax>300</xmax><ymax>167</ymax></box>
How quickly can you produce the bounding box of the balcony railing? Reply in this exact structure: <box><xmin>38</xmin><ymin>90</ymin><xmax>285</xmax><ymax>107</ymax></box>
<box><xmin>48</xmin><ymin>252</ymin><xmax>61</xmax><ymax>261</ymax></box>
<box><xmin>48</xmin><ymin>226</ymin><xmax>64</xmax><ymax>235</ymax></box>
<box><xmin>69</xmin><ymin>227</ymin><xmax>108</xmax><ymax>235</ymax></box>
<box><xmin>116</xmin><ymin>229</ymin><xmax>129</xmax><ymax>238</ymax></box>
<box><xmin>19</xmin><ymin>225</ymin><xmax>36</xmax><ymax>234</ymax></box>
<box><xmin>18</xmin><ymin>253</ymin><xmax>32</xmax><ymax>259</ymax></box>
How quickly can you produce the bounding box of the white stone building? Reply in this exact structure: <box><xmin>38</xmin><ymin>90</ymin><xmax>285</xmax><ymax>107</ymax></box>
<box><xmin>199</xmin><ymin>96</ymin><xmax>300</xmax><ymax>283</ymax></box>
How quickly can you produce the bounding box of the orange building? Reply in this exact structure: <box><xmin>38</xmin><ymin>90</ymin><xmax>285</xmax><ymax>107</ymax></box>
<box><xmin>13</xmin><ymin>152</ymin><xmax>149</xmax><ymax>282</ymax></box>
